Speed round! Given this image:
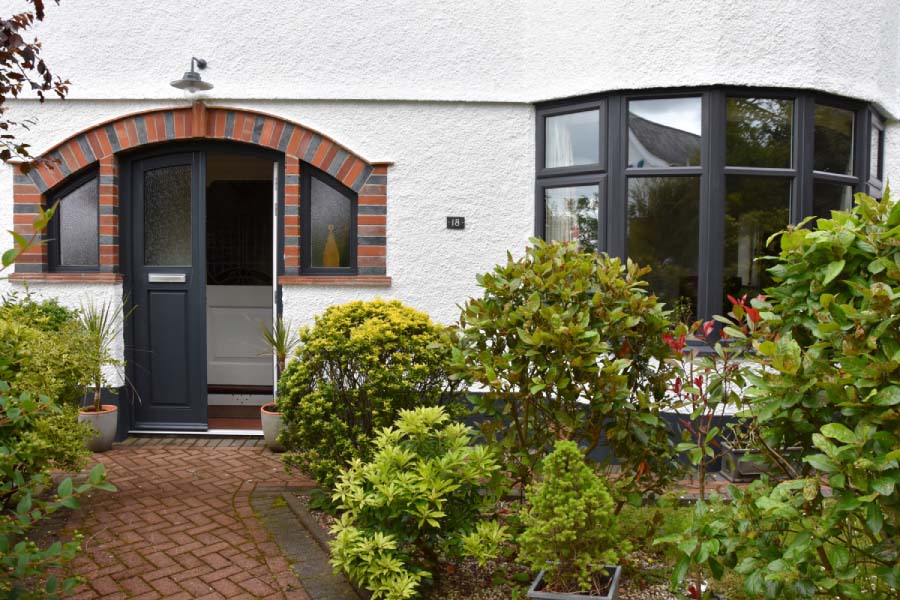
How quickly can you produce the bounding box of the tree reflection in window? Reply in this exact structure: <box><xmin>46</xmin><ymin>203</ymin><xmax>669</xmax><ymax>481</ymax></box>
<box><xmin>627</xmin><ymin>176</ymin><xmax>699</xmax><ymax>320</ymax></box>
<box><xmin>544</xmin><ymin>185</ymin><xmax>599</xmax><ymax>253</ymax></box>
<box><xmin>723</xmin><ymin>176</ymin><xmax>790</xmax><ymax>312</ymax></box>
<box><xmin>726</xmin><ymin>98</ymin><xmax>793</xmax><ymax>168</ymax></box>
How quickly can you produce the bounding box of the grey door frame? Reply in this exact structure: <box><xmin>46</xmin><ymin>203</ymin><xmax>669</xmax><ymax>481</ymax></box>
<box><xmin>121</xmin><ymin>141</ymin><xmax>286</xmax><ymax>431</ymax></box>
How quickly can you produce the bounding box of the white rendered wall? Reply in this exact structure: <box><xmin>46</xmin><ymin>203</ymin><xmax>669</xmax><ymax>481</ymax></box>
<box><xmin>0</xmin><ymin>99</ymin><xmax>535</xmax><ymax>330</ymax></box>
<box><xmin>0</xmin><ymin>0</ymin><xmax>896</xmax><ymax>115</ymax></box>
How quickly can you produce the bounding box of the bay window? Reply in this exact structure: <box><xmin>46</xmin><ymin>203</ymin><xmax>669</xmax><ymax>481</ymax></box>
<box><xmin>536</xmin><ymin>88</ymin><xmax>884</xmax><ymax>321</ymax></box>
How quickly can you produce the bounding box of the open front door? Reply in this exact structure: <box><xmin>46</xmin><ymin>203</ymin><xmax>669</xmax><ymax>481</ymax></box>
<box><xmin>130</xmin><ymin>153</ymin><xmax>207</xmax><ymax>430</ymax></box>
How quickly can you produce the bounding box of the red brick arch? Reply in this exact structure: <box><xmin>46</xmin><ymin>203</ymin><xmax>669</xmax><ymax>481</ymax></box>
<box><xmin>12</xmin><ymin>102</ymin><xmax>389</xmax><ymax>282</ymax></box>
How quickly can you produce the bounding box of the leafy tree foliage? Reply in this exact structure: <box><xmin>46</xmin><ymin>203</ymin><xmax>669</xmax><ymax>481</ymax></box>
<box><xmin>450</xmin><ymin>240</ymin><xmax>682</xmax><ymax>502</ymax></box>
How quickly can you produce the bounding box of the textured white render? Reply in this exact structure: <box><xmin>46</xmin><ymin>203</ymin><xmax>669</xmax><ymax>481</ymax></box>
<box><xmin>0</xmin><ymin>0</ymin><xmax>899</xmax><ymax>337</ymax></box>
<box><xmin>1</xmin><ymin>0</ymin><xmax>896</xmax><ymax>114</ymax></box>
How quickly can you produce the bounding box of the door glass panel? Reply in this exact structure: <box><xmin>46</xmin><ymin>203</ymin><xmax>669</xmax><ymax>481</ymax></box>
<box><xmin>628</xmin><ymin>176</ymin><xmax>700</xmax><ymax>320</ymax></box>
<box><xmin>726</xmin><ymin>97</ymin><xmax>793</xmax><ymax>168</ymax></box>
<box><xmin>545</xmin><ymin>109</ymin><xmax>600</xmax><ymax>168</ymax></box>
<box><xmin>814</xmin><ymin>105</ymin><xmax>854</xmax><ymax>175</ymax></box>
<box><xmin>724</xmin><ymin>175</ymin><xmax>791</xmax><ymax>314</ymax></box>
<box><xmin>310</xmin><ymin>176</ymin><xmax>351</xmax><ymax>268</ymax></box>
<box><xmin>59</xmin><ymin>177</ymin><xmax>99</xmax><ymax>266</ymax></box>
<box><xmin>628</xmin><ymin>97</ymin><xmax>702</xmax><ymax>167</ymax></box>
<box><xmin>544</xmin><ymin>184</ymin><xmax>600</xmax><ymax>253</ymax></box>
<box><xmin>144</xmin><ymin>165</ymin><xmax>192</xmax><ymax>266</ymax></box>
<box><xmin>813</xmin><ymin>180</ymin><xmax>853</xmax><ymax>218</ymax></box>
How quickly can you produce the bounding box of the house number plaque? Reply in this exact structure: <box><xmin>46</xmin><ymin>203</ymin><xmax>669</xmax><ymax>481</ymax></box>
<box><xmin>446</xmin><ymin>216</ymin><xmax>465</xmax><ymax>230</ymax></box>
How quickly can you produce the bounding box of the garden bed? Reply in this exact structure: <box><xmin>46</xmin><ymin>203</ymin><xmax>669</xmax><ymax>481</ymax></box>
<box><xmin>290</xmin><ymin>492</ymin><xmax>717</xmax><ymax>600</ymax></box>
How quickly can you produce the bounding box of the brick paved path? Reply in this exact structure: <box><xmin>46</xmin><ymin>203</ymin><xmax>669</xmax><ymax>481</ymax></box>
<box><xmin>64</xmin><ymin>437</ymin><xmax>316</xmax><ymax>600</ymax></box>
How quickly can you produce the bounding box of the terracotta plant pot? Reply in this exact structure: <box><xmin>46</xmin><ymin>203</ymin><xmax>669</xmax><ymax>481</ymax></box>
<box><xmin>528</xmin><ymin>565</ymin><xmax>622</xmax><ymax>600</ymax></box>
<box><xmin>260</xmin><ymin>403</ymin><xmax>284</xmax><ymax>452</ymax></box>
<box><xmin>78</xmin><ymin>404</ymin><xmax>118</xmax><ymax>453</ymax></box>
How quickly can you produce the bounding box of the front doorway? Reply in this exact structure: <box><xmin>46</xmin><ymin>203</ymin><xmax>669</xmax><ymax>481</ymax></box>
<box><xmin>125</xmin><ymin>145</ymin><xmax>281</xmax><ymax>431</ymax></box>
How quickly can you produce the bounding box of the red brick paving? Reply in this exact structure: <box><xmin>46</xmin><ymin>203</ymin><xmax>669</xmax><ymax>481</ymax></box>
<box><xmin>64</xmin><ymin>438</ymin><xmax>315</xmax><ymax>599</ymax></box>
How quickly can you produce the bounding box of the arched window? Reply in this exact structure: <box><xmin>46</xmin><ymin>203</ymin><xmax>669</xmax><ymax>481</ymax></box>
<box><xmin>47</xmin><ymin>169</ymin><xmax>100</xmax><ymax>271</ymax></box>
<box><xmin>302</xmin><ymin>165</ymin><xmax>357</xmax><ymax>274</ymax></box>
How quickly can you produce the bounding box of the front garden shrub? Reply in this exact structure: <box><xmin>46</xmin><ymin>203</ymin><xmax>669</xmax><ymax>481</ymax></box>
<box><xmin>0</xmin><ymin>383</ymin><xmax>115</xmax><ymax>598</ymax></box>
<box><xmin>0</xmin><ymin>291</ymin><xmax>93</xmax><ymax>407</ymax></box>
<box><xmin>329</xmin><ymin>406</ymin><xmax>507</xmax><ymax>600</ymax></box>
<box><xmin>719</xmin><ymin>191</ymin><xmax>900</xmax><ymax>598</ymax></box>
<box><xmin>518</xmin><ymin>440</ymin><xmax>622</xmax><ymax>594</ymax></box>
<box><xmin>279</xmin><ymin>299</ymin><xmax>456</xmax><ymax>489</ymax></box>
<box><xmin>450</xmin><ymin>240</ymin><xmax>682</xmax><ymax>500</ymax></box>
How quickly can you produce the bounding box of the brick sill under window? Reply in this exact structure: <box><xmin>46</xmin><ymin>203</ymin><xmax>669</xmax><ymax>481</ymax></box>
<box><xmin>9</xmin><ymin>273</ymin><xmax>124</xmax><ymax>284</ymax></box>
<box><xmin>278</xmin><ymin>275</ymin><xmax>392</xmax><ymax>287</ymax></box>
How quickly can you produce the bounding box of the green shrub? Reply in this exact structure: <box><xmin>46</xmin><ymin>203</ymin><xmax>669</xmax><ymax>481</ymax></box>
<box><xmin>518</xmin><ymin>440</ymin><xmax>621</xmax><ymax>593</ymax></box>
<box><xmin>0</xmin><ymin>290</ymin><xmax>76</xmax><ymax>333</ymax></box>
<box><xmin>278</xmin><ymin>299</ymin><xmax>456</xmax><ymax>489</ymax></box>
<box><xmin>0</xmin><ymin>383</ymin><xmax>115</xmax><ymax>598</ymax></box>
<box><xmin>450</xmin><ymin>240</ymin><xmax>682</xmax><ymax>500</ymax></box>
<box><xmin>0</xmin><ymin>292</ymin><xmax>93</xmax><ymax>407</ymax></box>
<box><xmin>716</xmin><ymin>191</ymin><xmax>900</xmax><ymax>598</ymax></box>
<box><xmin>330</xmin><ymin>406</ymin><xmax>507</xmax><ymax>600</ymax></box>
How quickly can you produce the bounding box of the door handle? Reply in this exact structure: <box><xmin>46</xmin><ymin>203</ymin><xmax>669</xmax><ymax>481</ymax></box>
<box><xmin>148</xmin><ymin>273</ymin><xmax>186</xmax><ymax>283</ymax></box>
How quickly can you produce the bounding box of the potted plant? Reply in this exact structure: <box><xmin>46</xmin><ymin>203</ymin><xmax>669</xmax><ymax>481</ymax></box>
<box><xmin>518</xmin><ymin>440</ymin><xmax>624</xmax><ymax>600</ymax></box>
<box><xmin>77</xmin><ymin>298</ymin><xmax>132</xmax><ymax>452</ymax></box>
<box><xmin>258</xmin><ymin>317</ymin><xmax>299</xmax><ymax>451</ymax></box>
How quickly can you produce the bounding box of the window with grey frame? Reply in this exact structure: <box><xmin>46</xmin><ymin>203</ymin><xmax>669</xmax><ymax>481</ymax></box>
<box><xmin>47</xmin><ymin>170</ymin><xmax>100</xmax><ymax>272</ymax></box>
<box><xmin>536</xmin><ymin>88</ymin><xmax>884</xmax><ymax>322</ymax></box>
<box><xmin>301</xmin><ymin>165</ymin><xmax>358</xmax><ymax>275</ymax></box>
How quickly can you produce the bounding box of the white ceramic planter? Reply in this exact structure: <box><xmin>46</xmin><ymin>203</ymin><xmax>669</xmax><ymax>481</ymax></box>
<box><xmin>260</xmin><ymin>403</ymin><xmax>284</xmax><ymax>451</ymax></box>
<box><xmin>78</xmin><ymin>404</ymin><xmax>118</xmax><ymax>453</ymax></box>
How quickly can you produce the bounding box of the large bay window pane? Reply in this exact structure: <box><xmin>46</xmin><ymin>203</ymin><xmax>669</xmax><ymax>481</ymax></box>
<box><xmin>813</xmin><ymin>181</ymin><xmax>853</xmax><ymax>218</ymax></box>
<box><xmin>58</xmin><ymin>177</ymin><xmax>99</xmax><ymax>267</ymax></box>
<box><xmin>545</xmin><ymin>110</ymin><xmax>600</xmax><ymax>168</ymax></box>
<box><xmin>814</xmin><ymin>105</ymin><xmax>854</xmax><ymax>175</ymax></box>
<box><xmin>628</xmin><ymin>97</ymin><xmax>702</xmax><ymax>168</ymax></box>
<box><xmin>628</xmin><ymin>177</ymin><xmax>700</xmax><ymax>319</ymax></box>
<box><xmin>544</xmin><ymin>185</ymin><xmax>600</xmax><ymax>253</ymax></box>
<box><xmin>310</xmin><ymin>176</ymin><xmax>352</xmax><ymax>269</ymax></box>
<box><xmin>724</xmin><ymin>176</ymin><xmax>791</xmax><ymax>313</ymax></box>
<box><xmin>726</xmin><ymin>97</ymin><xmax>792</xmax><ymax>168</ymax></box>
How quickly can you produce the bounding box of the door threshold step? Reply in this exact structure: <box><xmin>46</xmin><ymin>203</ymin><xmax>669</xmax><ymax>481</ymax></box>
<box><xmin>128</xmin><ymin>429</ymin><xmax>263</xmax><ymax>437</ymax></box>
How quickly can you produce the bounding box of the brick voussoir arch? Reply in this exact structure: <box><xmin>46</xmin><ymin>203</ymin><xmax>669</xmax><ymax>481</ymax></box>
<box><xmin>11</xmin><ymin>102</ymin><xmax>389</xmax><ymax>280</ymax></box>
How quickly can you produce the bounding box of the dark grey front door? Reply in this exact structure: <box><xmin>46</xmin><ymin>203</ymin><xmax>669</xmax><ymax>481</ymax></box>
<box><xmin>130</xmin><ymin>153</ymin><xmax>207</xmax><ymax>429</ymax></box>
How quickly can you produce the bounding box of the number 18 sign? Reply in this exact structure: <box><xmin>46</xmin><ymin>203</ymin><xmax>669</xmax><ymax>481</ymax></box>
<box><xmin>446</xmin><ymin>216</ymin><xmax>465</xmax><ymax>230</ymax></box>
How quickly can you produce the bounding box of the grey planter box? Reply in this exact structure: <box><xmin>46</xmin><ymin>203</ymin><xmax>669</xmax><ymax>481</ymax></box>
<box><xmin>720</xmin><ymin>441</ymin><xmax>802</xmax><ymax>482</ymax></box>
<box><xmin>527</xmin><ymin>565</ymin><xmax>622</xmax><ymax>600</ymax></box>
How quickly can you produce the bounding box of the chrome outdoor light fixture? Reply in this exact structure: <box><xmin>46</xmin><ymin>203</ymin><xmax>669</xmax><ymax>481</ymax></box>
<box><xmin>170</xmin><ymin>57</ymin><xmax>213</xmax><ymax>93</ymax></box>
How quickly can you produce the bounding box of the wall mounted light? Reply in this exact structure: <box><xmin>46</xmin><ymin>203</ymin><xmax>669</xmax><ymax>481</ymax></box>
<box><xmin>170</xmin><ymin>57</ymin><xmax>213</xmax><ymax>93</ymax></box>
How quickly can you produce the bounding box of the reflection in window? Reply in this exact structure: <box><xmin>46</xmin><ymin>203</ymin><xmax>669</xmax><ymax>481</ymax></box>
<box><xmin>628</xmin><ymin>97</ymin><xmax>702</xmax><ymax>168</ymax></box>
<box><xmin>726</xmin><ymin>98</ymin><xmax>792</xmax><ymax>168</ymax></box>
<box><xmin>544</xmin><ymin>185</ymin><xmax>600</xmax><ymax>253</ymax></box>
<box><xmin>545</xmin><ymin>110</ymin><xmax>600</xmax><ymax>168</ymax></box>
<box><xmin>814</xmin><ymin>105</ymin><xmax>854</xmax><ymax>174</ymax></box>
<box><xmin>628</xmin><ymin>177</ymin><xmax>699</xmax><ymax>320</ymax></box>
<box><xmin>58</xmin><ymin>177</ymin><xmax>99</xmax><ymax>267</ymax></box>
<box><xmin>144</xmin><ymin>165</ymin><xmax>192</xmax><ymax>266</ymax></box>
<box><xmin>310</xmin><ymin>176</ymin><xmax>352</xmax><ymax>269</ymax></box>
<box><xmin>813</xmin><ymin>181</ymin><xmax>853</xmax><ymax>218</ymax></box>
<box><xmin>724</xmin><ymin>176</ymin><xmax>790</xmax><ymax>312</ymax></box>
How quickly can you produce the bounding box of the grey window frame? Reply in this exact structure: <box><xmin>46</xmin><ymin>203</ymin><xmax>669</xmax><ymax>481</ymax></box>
<box><xmin>47</xmin><ymin>169</ymin><xmax>101</xmax><ymax>273</ymax></box>
<box><xmin>535</xmin><ymin>86</ymin><xmax>885</xmax><ymax>321</ymax></box>
<box><xmin>300</xmin><ymin>164</ymin><xmax>358</xmax><ymax>276</ymax></box>
<box><xmin>868</xmin><ymin>111</ymin><xmax>885</xmax><ymax>197</ymax></box>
